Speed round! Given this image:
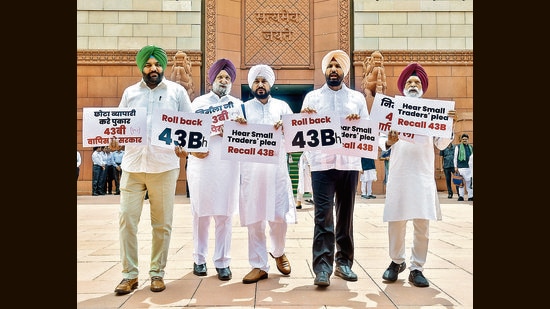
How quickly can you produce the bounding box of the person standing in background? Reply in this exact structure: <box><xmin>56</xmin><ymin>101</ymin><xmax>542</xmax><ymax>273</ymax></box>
<box><xmin>112</xmin><ymin>146</ymin><xmax>125</xmax><ymax>195</ymax></box>
<box><xmin>296</xmin><ymin>151</ymin><xmax>313</xmax><ymax>209</ymax></box>
<box><xmin>379</xmin><ymin>147</ymin><xmax>391</xmax><ymax>194</ymax></box>
<box><xmin>91</xmin><ymin>146</ymin><xmax>105</xmax><ymax>196</ymax></box>
<box><xmin>186</xmin><ymin>58</ymin><xmax>243</xmax><ymax>281</ymax></box>
<box><xmin>301</xmin><ymin>50</ymin><xmax>368</xmax><ymax>287</ymax></box>
<box><xmin>439</xmin><ymin>142</ymin><xmax>457</xmax><ymax>199</ymax></box>
<box><xmin>468</xmin><ymin>153</ymin><xmax>473</xmax><ymax>191</ymax></box>
<box><xmin>234</xmin><ymin>64</ymin><xmax>296</xmax><ymax>284</ymax></box>
<box><xmin>454</xmin><ymin>133</ymin><xmax>473</xmax><ymax>201</ymax></box>
<box><xmin>77</xmin><ymin>150</ymin><xmax>82</xmax><ymax>181</ymax></box>
<box><xmin>103</xmin><ymin>147</ymin><xmax>118</xmax><ymax>195</ymax></box>
<box><xmin>112</xmin><ymin>45</ymin><xmax>192</xmax><ymax>295</ymax></box>
<box><xmin>381</xmin><ymin>62</ymin><xmax>456</xmax><ymax>288</ymax></box>
<box><xmin>360</xmin><ymin>157</ymin><xmax>377</xmax><ymax>199</ymax></box>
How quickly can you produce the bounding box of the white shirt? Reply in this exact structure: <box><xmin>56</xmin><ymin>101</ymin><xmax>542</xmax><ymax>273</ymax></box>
<box><xmin>238</xmin><ymin>96</ymin><xmax>297</xmax><ymax>225</ymax></box>
<box><xmin>187</xmin><ymin>91</ymin><xmax>244</xmax><ymax>217</ymax></box>
<box><xmin>383</xmin><ymin>118</ymin><xmax>453</xmax><ymax>222</ymax></box>
<box><xmin>301</xmin><ymin>83</ymin><xmax>369</xmax><ymax>172</ymax></box>
<box><xmin>118</xmin><ymin>78</ymin><xmax>193</xmax><ymax>173</ymax></box>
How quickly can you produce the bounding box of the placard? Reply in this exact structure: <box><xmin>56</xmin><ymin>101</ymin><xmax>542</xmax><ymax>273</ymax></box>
<box><xmin>281</xmin><ymin>112</ymin><xmax>341</xmax><ymax>153</ymax></box>
<box><xmin>151</xmin><ymin>109</ymin><xmax>212</xmax><ymax>151</ymax></box>
<box><xmin>392</xmin><ymin>96</ymin><xmax>455</xmax><ymax>138</ymax></box>
<box><xmin>82</xmin><ymin>107</ymin><xmax>146</xmax><ymax>147</ymax></box>
<box><xmin>221</xmin><ymin>121</ymin><xmax>282</xmax><ymax>164</ymax></box>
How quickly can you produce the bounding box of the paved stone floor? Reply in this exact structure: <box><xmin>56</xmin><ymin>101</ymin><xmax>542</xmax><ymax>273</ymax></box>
<box><xmin>77</xmin><ymin>193</ymin><xmax>473</xmax><ymax>308</ymax></box>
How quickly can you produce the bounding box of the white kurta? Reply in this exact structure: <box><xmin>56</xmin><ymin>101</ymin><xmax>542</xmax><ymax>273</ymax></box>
<box><xmin>187</xmin><ymin>92</ymin><xmax>243</xmax><ymax>217</ymax></box>
<box><xmin>383</xmin><ymin>135</ymin><xmax>452</xmax><ymax>222</ymax></box>
<box><xmin>297</xmin><ymin>151</ymin><xmax>313</xmax><ymax>194</ymax></box>
<box><xmin>239</xmin><ymin>97</ymin><xmax>297</xmax><ymax>226</ymax></box>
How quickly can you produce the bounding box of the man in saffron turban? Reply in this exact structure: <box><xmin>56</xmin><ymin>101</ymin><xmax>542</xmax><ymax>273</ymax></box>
<box><xmin>301</xmin><ymin>50</ymin><xmax>368</xmax><ymax>287</ymax></box>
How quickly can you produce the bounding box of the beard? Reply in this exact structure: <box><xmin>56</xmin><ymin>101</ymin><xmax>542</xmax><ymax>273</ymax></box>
<box><xmin>325</xmin><ymin>73</ymin><xmax>344</xmax><ymax>87</ymax></box>
<box><xmin>404</xmin><ymin>87</ymin><xmax>423</xmax><ymax>98</ymax></box>
<box><xmin>213</xmin><ymin>82</ymin><xmax>232</xmax><ymax>97</ymax></box>
<box><xmin>253</xmin><ymin>88</ymin><xmax>270</xmax><ymax>100</ymax></box>
<box><xmin>143</xmin><ymin>71</ymin><xmax>164</xmax><ymax>87</ymax></box>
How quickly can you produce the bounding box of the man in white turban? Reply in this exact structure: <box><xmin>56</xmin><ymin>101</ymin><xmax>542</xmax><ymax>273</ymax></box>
<box><xmin>247</xmin><ymin>64</ymin><xmax>276</xmax><ymax>89</ymax></box>
<box><xmin>234</xmin><ymin>64</ymin><xmax>296</xmax><ymax>284</ymax></box>
<box><xmin>301</xmin><ymin>50</ymin><xmax>368</xmax><ymax>287</ymax></box>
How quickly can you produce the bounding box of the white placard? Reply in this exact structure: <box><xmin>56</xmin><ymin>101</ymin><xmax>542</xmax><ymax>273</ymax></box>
<box><xmin>221</xmin><ymin>121</ymin><xmax>282</xmax><ymax>164</ymax></box>
<box><xmin>150</xmin><ymin>109</ymin><xmax>212</xmax><ymax>151</ymax></box>
<box><xmin>323</xmin><ymin>117</ymin><xmax>380</xmax><ymax>159</ymax></box>
<box><xmin>369</xmin><ymin>93</ymin><xmax>416</xmax><ymax>143</ymax></box>
<box><xmin>392</xmin><ymin>96</ymin><xmax>455</xmax><ymax>138</ymax></box>
<box><xmin>82</xmin><ymin>107</ymin><xmax>147</xmax><ymax>147</ymax></box>
<box><xmin>281</xmin><ymin>112</ymin><xmax>342</xmax><ymax>153</ymax></box>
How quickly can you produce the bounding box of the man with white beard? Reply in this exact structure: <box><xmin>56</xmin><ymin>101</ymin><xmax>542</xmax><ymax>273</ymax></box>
<box><xmin>381</xmin><ymin>63</ymin><xmax>456</xmax><ymax>288</ymax></box>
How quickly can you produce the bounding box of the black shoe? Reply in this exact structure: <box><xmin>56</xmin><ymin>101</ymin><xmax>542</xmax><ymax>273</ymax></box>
<box><xmin>467</xmin><ymin>197</ymin><xmax>473</xmax><ymax>201</ymax></box>
<box><xmin>382</xmin><ymin>261</ymin><xmax>406</xmax><ymax>282</ymax></box>
<box><xmin>368</xmin><ymin>195</ymin><xmax>376</xmax><ymax>199</ymax></box>
<box><xmin>305</xmin><ymin>199</ymin><xmax>314</xmax><ymax>204</ymax></box>
<box><xmin>115</xmin><ymin>192</ymin><xmax>120</xmax><ymax>195</ymax></box>
<box><xmin>216</xmin><ymin>267</ymin><xmax>232</xmax><ymax>281</ymax></box>
<box><xmin>334</xmin><ymin>264</ymin><xmax>357</xmax><ymax>281</ymax></box>
<box><xmin>457</xmin><ymin>196</ymin><xmax>464</xmax><ymax>201</ymax></box>
<box><xmin>193</xmin><ymin>262</ymin><xmax>207</xmax><ymax>276</ymax></box>
<box><xmin>408</xmin><ymin>270</ymin><xmax>429</xmax><ymax>287</ymax></box>
<box><xmin>448</xmin><ymin>192</ymin><xmax>453</xmax><ymax>199</ymax></box>
<box><xmin>296</xmin><ymin>204</ymin><xmax>302</xmax><ymax>209</ymax></box>
<box><xmin>314</xmin><ymin>271</ymin><xmax>330</xmax><ymax>286</ymax></box>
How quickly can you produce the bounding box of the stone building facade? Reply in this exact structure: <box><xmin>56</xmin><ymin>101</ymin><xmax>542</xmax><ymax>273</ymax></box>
<box><xmin>77</xmin><ymin>0</ymin><xmax>473</xmax><ymax>195</ymax></box>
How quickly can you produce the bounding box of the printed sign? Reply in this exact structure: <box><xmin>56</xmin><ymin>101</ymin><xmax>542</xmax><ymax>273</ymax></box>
<box><xmin>82</xmin><ymin>107</ymin><xmax>146</xmax><ymax>147</ymax></box>
<box><xmin>151</xmin><ymin>109</ymin><xmax>212</xmax><ymax>151</ymax></box>
<box><xmin>369</xmin><ymin>93</ymin><xmax>415</xmax><ymax>143</ymax></box>
<box><xmin>392</xmin><ymin>96</ymin><xmax>455</xmax><ymax>138</ymax></box>
<box><xmin>221</xmin><ymin>121</ymin><xmax>283</xmax><ymax>164</ymax></box>
<box><xmin>281</xmin><ymin>112</ymin><xmax>342</xmax><ymax>153</ymax></box>
<box><xmin>323</xmin><ymin>117</ymin><xmax>380</xmax><ymax>159</ymax></box>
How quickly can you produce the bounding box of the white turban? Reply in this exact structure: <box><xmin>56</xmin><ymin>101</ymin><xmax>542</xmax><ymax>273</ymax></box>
<box><xmin>321</xmin><ymin>50</ymin><xmax>350</xmax><ymax>77</ymax></box>
<box><xmin>248</xmin><ymin>64</ymin><xmax>276</xmax><ymax>88</ymax></box>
